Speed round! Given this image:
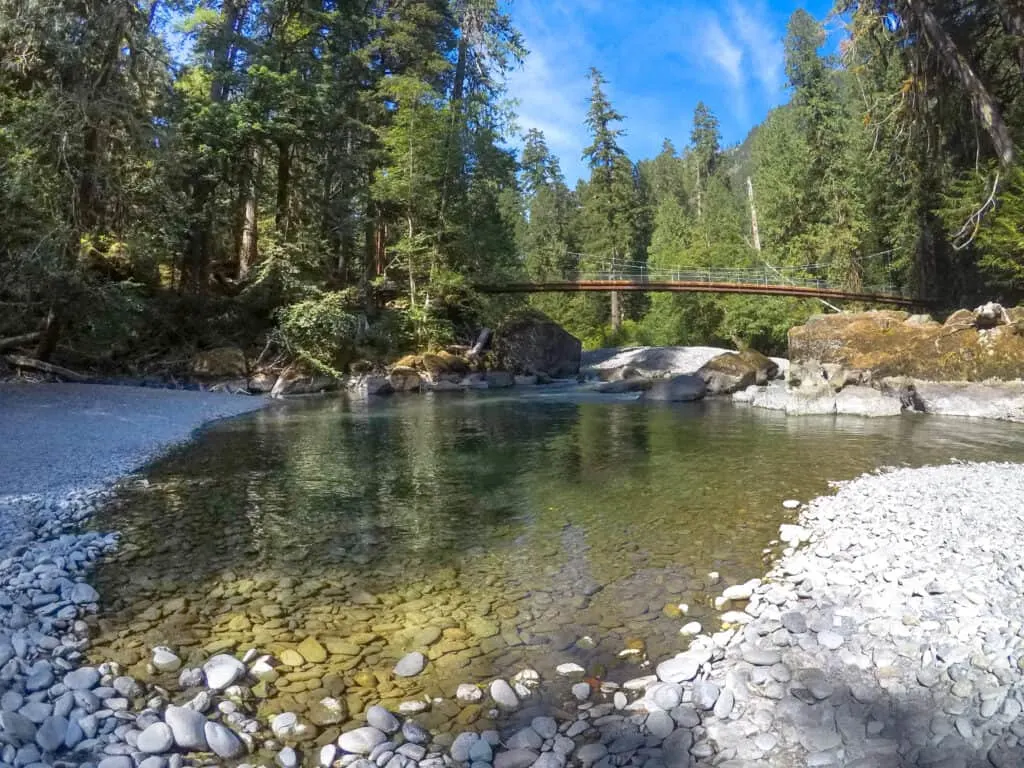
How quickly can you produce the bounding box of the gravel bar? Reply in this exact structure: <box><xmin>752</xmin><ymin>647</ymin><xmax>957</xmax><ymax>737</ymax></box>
<box><xmin>0</xmin><ymin>382</ymin><xmax>269</xmax><ymax>499</ymax></box>
<box><xmin>692</xmin><ymin>461</ymin><xmax>1024</xmax><ymax>767</ymax></box>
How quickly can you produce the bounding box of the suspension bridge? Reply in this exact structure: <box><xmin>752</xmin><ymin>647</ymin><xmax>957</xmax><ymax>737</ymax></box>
<box><xmin>474</xmin><ymin>257</ymin><xmax>928</xmax><ymax>308</ymax></box>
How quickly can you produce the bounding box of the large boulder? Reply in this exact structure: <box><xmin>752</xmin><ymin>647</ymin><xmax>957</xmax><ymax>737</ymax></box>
<box><xmin>598</xmin><ymin>364</ymin><xmax>643</xmax><ymax>383</ymax></box>
<box><xmin>192</xmin><ymin>347</ymin><xmax>246</xmax><ymax>378</ymax></box>
<box><xmin>493</xmin><ymin>312</ymin><xmax>581</xmax><ymax>377</ymax></box>
<box><xmin>742</xmin><ymin>349</ymin><xmax>780</xmax><ymax>383</ymax></box>
<box><xmin>641</xmin><ymin>375</ymin><xmax>707</xmax><ymax>402</ymax></box>
<box><xmin>387</xmin><ymin>367</ymin><xmax>421</xmax><ymax>393</ymax></box>
<box><xmin>696</xmin><ymin>350</ymin><xmax>779</xmax><ymax>395</ymax></box>
<box><xmin>788</xmin><ymin>308</ymin><xmax>1024</xmax><ymax>381</ymax></box>
<box><xmin>596</xmin><ymin>378</ymin><xmax>653</xmax><ymax>394</ymax></box>
<box><xmin>270</xmin><ymin>364</ymin><xmax>342</xmax><ymax>397</ymax></box>
<box><xmin>348</xmin><ymin>374</ymin><xmax>393</xmax><ymax>396</ymax></box>
<box><xmin>908</xmin><ymin>380</ymin><xmax>1024</xmax><ymax>421</ymax></box>
<box><xmin>583</xmin><ymin>346</ymin><xmax>732</xmax><ymax>379</ymax></box>
<box><xmin>834</xmin><ymin>386</ymin><xmax>904</xmax><ymax>417</ymax></box>
<box><xmin>420</xmin><ymin>373</ymin><xmax>463</xmax><ymax>392</ymax></box>
<box><xmin>485</xmin><ymin>371</ymin><xmax>514</xmax><ymax>388</ymax></box>
<box><xmin>974</xmin><ymin>302</ymin><xmax>1011</xmax><ymax>329</ymax></box>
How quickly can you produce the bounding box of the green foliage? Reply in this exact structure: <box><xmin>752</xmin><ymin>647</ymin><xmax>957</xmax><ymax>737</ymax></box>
<box><xmin>7</xmin><ymin>0</ymin><xmax>1024</xmax><ymax>374</ymax></box>
<box><xmin>639</xmin><ymin>295</ymin><xmax>727</xmax><ymax>347</ymax></box>
<box><xmin>277</xmin><ymin>293</ymin><xmax>360</xmax><ymax>373</ymax></box>
<box><xmin>582</xmin><ymin>319</ymin><xmax>652</xmax><ymax>351</ymax></box>
<box><xmin>717</xmin><ymin>297</ymin><xmax>814</xmax><ymax>355</ymax></box>
<box><xmin>941</xmin><ymin>165</ymin><xmax>1024</xmax><ymax>292</ymax></box>
<box><xmin>0</xmin><ymin>0</ymin><xmax>529</xmax><ymax>367</ymax></box>
<box><xmin>358</xmin><ymin>310</ymin><xmax>414</xmax><ymax>359</ymax></box>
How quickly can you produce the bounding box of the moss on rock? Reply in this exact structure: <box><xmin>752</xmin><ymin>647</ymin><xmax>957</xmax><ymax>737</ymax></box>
<box><xmin>789</xmin><ymin>309</ymin><xmax>1024</xmax><ymax>381</ymax></box>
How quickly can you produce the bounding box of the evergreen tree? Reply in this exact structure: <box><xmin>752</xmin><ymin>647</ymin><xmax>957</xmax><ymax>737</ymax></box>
<box><xmin>579</xmin><ymin>68</ymin><xmax>645</xmax><ymax>332</ymax></box>
<box><xmin>690</xmin><ymin>101</ymin><xmax>721</xmax><ymax>219</ymax></box>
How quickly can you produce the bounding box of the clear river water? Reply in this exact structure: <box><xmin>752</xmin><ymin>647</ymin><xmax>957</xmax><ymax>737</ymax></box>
<box><xmin>86</xmin><ymin>388</ymin><xmax>1024</xmax><ymax>739</ymax></box>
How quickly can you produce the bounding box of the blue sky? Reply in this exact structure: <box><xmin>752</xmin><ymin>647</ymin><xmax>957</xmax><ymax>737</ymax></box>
<box><xmin>505</xmin><ymin>0</ymin><xmax>839</xmax><ymax>183</ymax></box>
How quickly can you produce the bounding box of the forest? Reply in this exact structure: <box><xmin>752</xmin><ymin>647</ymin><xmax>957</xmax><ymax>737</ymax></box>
<box><xmin>2</xmin><ymin>0</ymin><xmax>1023</xmax><ymax>375</ymax></box>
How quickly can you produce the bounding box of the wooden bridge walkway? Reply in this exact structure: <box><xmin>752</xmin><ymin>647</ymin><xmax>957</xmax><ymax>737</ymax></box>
<box><xmin>473</xmin><ymin>263</ymin><xmax>926</xmax><ymax>308</ymax></box>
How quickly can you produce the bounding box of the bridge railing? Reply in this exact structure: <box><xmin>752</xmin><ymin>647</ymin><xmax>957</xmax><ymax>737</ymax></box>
<box><xmin>572</xmin><ymin>262</ymin><xmax>901</xmax><ymax>297</ymax></box>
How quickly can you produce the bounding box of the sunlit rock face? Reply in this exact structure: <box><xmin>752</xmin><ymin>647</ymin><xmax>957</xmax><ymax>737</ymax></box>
<box><xmin>788</xmin><ymin>307</ymin><xmax>1024</xmax><ymax>382</ymax></box>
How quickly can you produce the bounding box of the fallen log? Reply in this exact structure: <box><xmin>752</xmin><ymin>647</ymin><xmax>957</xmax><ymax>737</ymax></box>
<box><xmin>0</xmin><ymin>332</ymin><xmax>42</xmax><ymax>352</ymax></box>
<box><xmin>4</xmin><ymin>354</ymin><xmax>90</xmax><ymax>382</ymax></box>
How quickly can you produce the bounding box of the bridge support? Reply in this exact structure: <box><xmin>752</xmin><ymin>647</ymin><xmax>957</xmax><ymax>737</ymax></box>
<box><xmin>610</xmin><ymin>291</ymin><xmax>622</xmax><ymax>330</ymax></box>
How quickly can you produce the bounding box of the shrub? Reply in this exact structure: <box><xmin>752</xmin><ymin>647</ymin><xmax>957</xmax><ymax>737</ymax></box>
<box><xmin>277</xmin><ymin>292</ymin><xmax>360</xmax><ymax>373</ymax></box>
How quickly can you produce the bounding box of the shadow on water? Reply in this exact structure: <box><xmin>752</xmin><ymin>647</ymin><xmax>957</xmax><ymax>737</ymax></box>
<box><xmin>86</xmin><ymin>392</ymin><xmax>1024</xmax><ymax>738</ymax></box>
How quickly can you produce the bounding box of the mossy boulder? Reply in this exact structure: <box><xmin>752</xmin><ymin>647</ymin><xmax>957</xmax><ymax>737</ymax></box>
<box><xmin>387</xmin><ymin>367</ymin><xmax>421</xmax><ymax>392</ymax></box>
<box><xmin>270</xmin><ymin>363</ymin><xmax>342</xmax><ymax>397</ymax></box>
<box><xmin>390</xmin><ymin>352</ymin><xmax>471</xmax><ymax>376</ymax></box>
<box><xmin>788</xmin><ymin>309</ymin><xmax>1024</xmax><ymax>382</ymax></box>
<box><xmin>738</xmin><ymin>349</ymin><xmax>780</xmax><ymax>383</ymax></box>
<box><xmin>696</xmin><ymin>350</ymin><xmax>779</xmax><ymax>395</ymax></box>
<box><xmin>421</xmin><ymin>351</ymin><xmax>470</xmax><ymax>375</ymax></box>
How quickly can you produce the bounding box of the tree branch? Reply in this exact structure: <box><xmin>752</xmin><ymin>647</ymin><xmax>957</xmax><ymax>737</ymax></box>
<box><xmin>0</xmin><ymin>332</ymin><xmax>42</xmax><ymax>352</ymax></box>
<box><xmin>5</xmin><ymin>355</ymin><xmax>90</xmax><ymax>382</ymax></box>
<box><xmin>952</xmin><ymin>171</ymin><xmax>1001</xmax><ymax>251</ymax></box>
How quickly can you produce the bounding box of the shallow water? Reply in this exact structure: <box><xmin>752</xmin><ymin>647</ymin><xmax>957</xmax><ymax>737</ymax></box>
<box><xmin>87</xmin><ymin>391</ymin><xmax>1024</xmax><ymax>735</ymax></box>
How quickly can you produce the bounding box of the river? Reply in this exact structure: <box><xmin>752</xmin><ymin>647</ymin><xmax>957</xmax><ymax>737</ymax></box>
<box><xmin>87</xmin><ymin>390</ymin><xmax>1024</xmax><ymax>736</ymax></box>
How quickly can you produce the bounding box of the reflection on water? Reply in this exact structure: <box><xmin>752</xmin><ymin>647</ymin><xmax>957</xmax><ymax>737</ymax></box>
<box><xmin>88</xmin><ymin>393</ymin><xmax>1024</xmax><ymax>733</ymax></box>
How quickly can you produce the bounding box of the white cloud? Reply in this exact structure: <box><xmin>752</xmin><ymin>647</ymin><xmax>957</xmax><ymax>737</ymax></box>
<box><xmin>701</xmin><ymin>18</ymin><xmax>744</xmax><ymax>89</ymax></box>
<box><xmin>681</xmin><ymin>2</ymin><xmax>786</xmax><ymax>122</ymax></box>
<box><xmin>504</xmin><ymin>0</ymin><xmax>794</xmax><ymax>180</ymax></box>
<box><xmin>729</xmin><ymin>1</ymin><xmax>785</xmax><ymax>96</ymax></box>
<box><xmin>505</xmin><ymin>4</ymin><xmax>595</xmax><ymax>182</ymax></box>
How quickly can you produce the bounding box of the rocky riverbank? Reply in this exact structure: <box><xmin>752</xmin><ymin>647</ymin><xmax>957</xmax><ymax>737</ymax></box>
<box><xmin>0</xmin><ymin>383</ymin><xmax>270</xmax><ymax>767</ymax></box>
<box><xmin>735</xmin><ymin>305</ymin><xmax>1024</xmax><ymax>420</ymax></box>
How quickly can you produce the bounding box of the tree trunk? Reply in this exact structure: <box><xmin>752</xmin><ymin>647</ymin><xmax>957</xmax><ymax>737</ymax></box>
<box><xmin>695</xmin><ymin>165</ymin><xmax>702</xmax><ymax>219</ymax></box>
<box><xmin>407</xmin><ymin>216</ymin><xmax>416</xmax><ymax>310</ymax></box>
<box><xmin>610</xmin><ymin>290</ymin><xmax>622</xmax><ymax>330</ymax></box>
<box><xmin>276</xmin><ymin>139</ymin><xmax>291</xmax><ymax>238</ymax></box>
<box><xmin>375</xmin><ymin>222</ymin><xmax>387</xmax><ymax>276</ymax></box>
<box><xmin>33</xmin><ymin>308</ymin><xmax>61</xmax><ymax>361</ymax></box>
<box><xmin>0</xmin><ymin>332</ymin><xmax>42</xmax><ymax>352</ymax></box>
<box><xmin>321</xmin><ymin>145</ymin><xmax>341</xmax><ymax>277</ymax></box>
<box><xmin>905</xmin><ymin>0</ymin><xmax>1015</xmax><ymax>166</ymax></box>
<box><xmin>747</xmin><ymin>176</ymin><xmax>762</xmax><ymax>253</ymax></box>
<box><xmin>238</xmin><ymin>147</ymin><xmax>259</xmax><ymax>280</ymax></box>
<box><xmin>6</xmin><ymin>355</ymin><xmax>89</xmax><ymax>382</ymax></box>
<box><xmin>210</xmin><ymin>0</ymin><xmax>241</xmax><ymax>102</ymax></box>
<box><xmin>181</xmin><ymin>0</ymin><xmax>242</xmax><ymax>292</ymax></box>
<box><xmin>183</xmin><ymin>187</ymin><xmax>213</xmax><ymax>291</ymax></box>
<box><xmin>438</xmin><ymin>35</ymin><xmax>469</xmax><ymax>228</ymax></box>
<box><xmin>452</xmin><ymin>35</ymin><xmax>468</xmax><ymax>104</ymax></box>
<box><xmin>78</xmin><ymin>126</ymin><xmax>104</xmax><ymax>234</ymax></box>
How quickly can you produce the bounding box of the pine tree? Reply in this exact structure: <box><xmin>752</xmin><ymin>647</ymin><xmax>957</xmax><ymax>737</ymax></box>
<box><xmin>690</xmin><ymin>102</ymin><xmax>721</xmax><ymax>219</ymax></box>
<box><xmin>579</xmin><ymin>68</ymin><xmax>644</xmax><ymax>331</ymax></box>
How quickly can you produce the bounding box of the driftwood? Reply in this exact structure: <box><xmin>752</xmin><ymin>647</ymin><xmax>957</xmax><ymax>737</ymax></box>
<box><xmin>468</xmin><ymin>328</ymin><xmax>492</xmax><ymax>358</ymax></box>
<box><xmin>4</xmin><ymin>355</ymin><xmax>90</xmax><ymax>382</ymax></box>
<box><xmin>0</xmin><ymin>332</ymin><xmax>42</xmax><ymax>352</ymax></box>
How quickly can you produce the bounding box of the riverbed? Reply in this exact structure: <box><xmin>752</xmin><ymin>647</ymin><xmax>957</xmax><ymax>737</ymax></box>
<box><xmin>83</xmin><ymin>390</ymin><xmax>1024</xmax><ymax>740</ymax></box>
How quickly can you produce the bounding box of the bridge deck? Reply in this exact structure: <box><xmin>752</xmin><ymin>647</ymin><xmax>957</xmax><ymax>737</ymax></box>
<box><xmin>474</xmin><ymin>280</ymin><xmax>925</xmax><ymax>307</ymax></box>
